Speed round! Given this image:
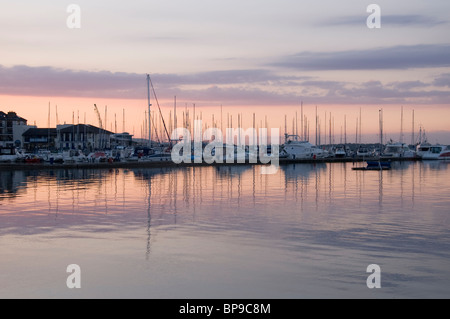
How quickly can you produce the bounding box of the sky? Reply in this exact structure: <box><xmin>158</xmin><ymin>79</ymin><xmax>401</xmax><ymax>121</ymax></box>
<box><xmin>1</xmin><ymin>0</ymin><xmax>450</xmax><ymax>143</ymax></box>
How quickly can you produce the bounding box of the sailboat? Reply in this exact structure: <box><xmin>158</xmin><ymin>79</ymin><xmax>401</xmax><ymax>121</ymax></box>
<box><xmin>139</xmin><ymin>74</ymin><xmax>174</xmax><ymax>162</ymax></box>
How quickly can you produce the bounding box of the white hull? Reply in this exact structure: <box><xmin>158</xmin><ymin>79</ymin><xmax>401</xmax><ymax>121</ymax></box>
<box><xmin>421</xmin><ymin>145</ymin><xmax>450</xmax><ymax>160</ymax></box>
<box><xmin>282</xmin><ymin>135</ymin><xmax>326</xmax><ymax>160</ymax></box>
<box><xmin>381</xmin><ymin>143</ymin><xmax>416</xmax><ymax>159</ymax></box>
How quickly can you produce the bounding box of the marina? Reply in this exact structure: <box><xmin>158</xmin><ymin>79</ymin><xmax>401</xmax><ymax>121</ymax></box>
<box><xmin>1</xmin><ymin>75</ymin><xmax>445</xmax><ymax>174</ymax></box>
<box><xmin>2</xmin><ymin>1</ymin><xmax>450</xmax><ymax>302</ymax></box>
<box><xmin>0</xmin><ymin>146</ymin><xmax>423</xmax><ymax>171</ymax></box>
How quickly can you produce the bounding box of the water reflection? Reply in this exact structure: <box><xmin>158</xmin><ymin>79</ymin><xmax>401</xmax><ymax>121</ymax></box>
<box><xmin>0</xmin><ymin>162</ymin><xmax>447</xmax><ymax>226</ymax></box>
<box><xmin>1</xmin><ymin>162</ymin><xmax>450</xmax><ymax>298</ymax></box>
<box><xmin>0</xmin><ymin>163</ymin><xmax>448</xmax><ymax>240</ymax></box>
<box><xmin>0</xmin><ymin>170</ymin><xmax>27</xmax><ymax>200</ymax></box>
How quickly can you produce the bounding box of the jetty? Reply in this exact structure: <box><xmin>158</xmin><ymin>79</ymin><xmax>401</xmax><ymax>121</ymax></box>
<box><xmin>0</xmin><ymin>155</ymin><xmax>419</xmax><ymax>172</ymax></box>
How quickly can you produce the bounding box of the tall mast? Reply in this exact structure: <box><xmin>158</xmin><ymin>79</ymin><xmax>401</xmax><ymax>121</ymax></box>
<box><xmin>411</xmin><ymin>109</ymin><xmax>415</xmax><ymax>145</ymax></box>
<box><xmin>344</xmin><ymin>114</ymin><xmax>347</xmax><ymax>145</ymax></box>
<box><xmin>359</xmin><ymin>107</ymin><xmax>362</xmax><ymax>144</ymax></box>
<box><xmin>48</xmin><ymin>102</ymin><xmax>50</xmax><ymax>149</ymax></box>
<box><xmin>147</xmin><ymin>74</ymin><xmax>152</xmax><ymax>147</ymax></box>
<box><xmin>329</xmin><ymin>112</ymin><xmax>331</xmax><ymax>146</ymax></box>
<box><xmin>300</xmin><ymin>101</ymin><xmax>303</xmax><ymax>140</ymax></box>
<box><xmin>379</xmin><ymin>109</ymin><xmax>383</xmax><ymax>148</ymax></box>
<box><xmin>174</xmin><ymin>96</ymin><xmax>177</xmax><ymax>132</ymax></box>
<box><xmin>315</xmin><ymin>105</ymin><xmax>318</xmax><ymax>145</ymax></box>
<box><xmin>400</xmin><ymin>105</ymin><xmax>404</xmax><ymax>143</ymax></box>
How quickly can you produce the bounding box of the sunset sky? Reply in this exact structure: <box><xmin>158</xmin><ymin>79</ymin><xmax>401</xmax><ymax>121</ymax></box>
<box><xmin>1</xmin><ymin>0</ymin><xmax>450</xmax><ymax>143</ymax></box>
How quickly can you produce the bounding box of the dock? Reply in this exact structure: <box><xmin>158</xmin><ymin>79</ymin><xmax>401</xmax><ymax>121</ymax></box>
<box><xmin>0</xmin><ymin>156</ymin><xmax>419</xmax><ymax>171</ymax></box>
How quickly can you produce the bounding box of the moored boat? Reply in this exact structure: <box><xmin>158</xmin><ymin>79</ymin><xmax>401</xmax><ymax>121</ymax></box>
<box><xmin>421</xmin><ymin>145</ymin><xmax>450</xmax><ymax>160</ymax></box>
<box><xmin>381</xmin><ymin>142</ymin><xmax>416</xmax><ymax>159</ymax></box>
<box><xmin>281</xmin><ymin>134</ymin><xmax>327</xmax><ymax>160</ymax></box>
<box><xmin>334</xmin><ymin>146</ymin><xmax>346</xmax><ymax>158</ymax></box>
<box><xmin>416</xmin><ymin>142</ymin><xmax>432</xmax><ymax>158</ymax></box>
<box><xmin>352</xmin><ymin>161</ymin><xmax>391</xmax><ymax>170</ymax></box>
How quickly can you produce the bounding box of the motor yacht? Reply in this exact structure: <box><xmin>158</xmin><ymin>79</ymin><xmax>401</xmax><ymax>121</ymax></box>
<box><xmin>421</xmin><ymin>145</ymin><xmax>450</xmax><ymax>160</ymax></box>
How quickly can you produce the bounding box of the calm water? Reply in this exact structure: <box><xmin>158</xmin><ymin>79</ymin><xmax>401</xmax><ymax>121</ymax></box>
<box><xmin>0</xmin><ymin>161</ymin><xmax>449</xmax><ymax>299</ymax></box>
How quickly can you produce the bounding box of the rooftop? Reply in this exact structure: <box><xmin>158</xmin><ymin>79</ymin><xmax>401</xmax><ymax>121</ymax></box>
<box><xmin>58</xmin><ymin>124</ymin><xmax>113</xmax><ymax>135</ymax></box>
<box><xmin>0</xmin><ymin>111</ymin><xmax>27</xmax><ymax>122</ymax></box>
<box><xmin>23</xmin><ymin>128</ymin><xmax>57</xmax><ymax>136</ymax></box>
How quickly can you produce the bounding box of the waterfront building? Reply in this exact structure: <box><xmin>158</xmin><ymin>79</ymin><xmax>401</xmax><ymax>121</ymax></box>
<box><xmin>0</xmin><ymin>111</ymin><xmax>29</xmax><ymax>148</ymax></box>
<box><xmin>55</xmin><ymin>124</ymin><xmax>113</xmax><ymax>151</ymax></box>
<box><xmin>22</xmin><ymin>128</ymin><xmax>58</xmax><ymax>151</ymax></box>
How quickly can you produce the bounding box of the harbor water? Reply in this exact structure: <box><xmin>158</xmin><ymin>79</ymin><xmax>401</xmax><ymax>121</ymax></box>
<box><xmin>0</xmin><ymin>161</ymin><xmax>449</xmax><ymax>298</ymax></box>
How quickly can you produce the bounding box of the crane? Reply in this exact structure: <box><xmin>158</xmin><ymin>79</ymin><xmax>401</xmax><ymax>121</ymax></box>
<box><xmin>94</xmin><ymin>104</ymin><xmax>103</xmax><ymax>149</ymax></box>
<box><xmin>93</xmin><ymin>104</ymin><xmax>103</xmax><ymax>129</ymax></box>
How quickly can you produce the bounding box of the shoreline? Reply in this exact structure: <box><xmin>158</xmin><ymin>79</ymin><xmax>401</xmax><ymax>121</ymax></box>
<box><xmin>0</xmin><ymin>156</ymin><xmax>421</xmax><ymax>171</ymax></box>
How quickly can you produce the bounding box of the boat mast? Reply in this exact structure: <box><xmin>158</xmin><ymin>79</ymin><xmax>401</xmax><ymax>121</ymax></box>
<box><xmin>315</xmin><ymin>105</ymin><xmax>318</xmax><ymax>145</ymax></box>
<box><xmin>411</xmin><ymin>109</ymin><xmax>415</xmax><ymax>146</ymax></box>
<box><xmin>147</xmin><ymin>74</ymin><xmax>152</xmax><ymax>148</ymax></box>
<box><xmin>174</xmin><ymin>96</ymin><xmax>177</xmax><ymax>133</ymax></box>
<box><xmin>359</xmin><ymin>107</ymin><xmax>362</xmax><ymax>145</ymax></box>
<box><xmin>300</xmin><ymin>101</ymin><xmax>303</xmax><ymax>141</ymax></box>
<box><xmin>344</xmin><ymin>114</ymin><xmax>347</xmax><ymax>145</ymax></box>
<box><xmin>379</xmin><ymin>108</ymin><xmax>384</xmax><ymax>150</ymax></box>
<box><xmin>400</xmin><ymin>105</ymin><xmax>404</xmax><ymax>144</ymax></box>
<box><xmin>123</xmin><ymin>108</ymin><xmax>125</xmax><ymax>148</ymax></box>
<box><xmin>48</xmin><ymin>102</ymin><xmax>51</xmax><ymax>150</ymax></box>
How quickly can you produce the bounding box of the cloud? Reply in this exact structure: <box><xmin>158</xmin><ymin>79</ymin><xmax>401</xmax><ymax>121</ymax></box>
<box><xmin>1</xmin><ymin>64</ymin><xmax>450</xmax><ymax>107</ymax></box>
<box><xmin>314</xmin><ymin>80</ymin><xmax>450</xmax><ymax>105</ymax></box>
<box><xmin>386</xmin><ymin>81</ymin><xmax>429</xmax><ymax>90</ymax></box>
<box><xmin>170</xmin><ymin>85</ymin><xmax>301</xmax><ymax>106</ymax></box>
<box><xmin>270</xmin><ymin>44</ymin><xmax>450</xmax><ymax>71</ymax></box>
<box><xmin>154</xmin><ymin>69</ymin><xmax>296</xmax><ymax>87</ymax></box>
<box><xmin>0</xmin><ymin>65</ymin><xmax>145</xmax><ymax>99</ymax></box>
<box><xmin>433</xmin><ymin>73</ymin><xmax>450</xmax><ymax>87</ymax></box>
<box><xmin>0</xmin><ymin>65</ymin><xmax>309</xmax><ymax>102</ymax></box>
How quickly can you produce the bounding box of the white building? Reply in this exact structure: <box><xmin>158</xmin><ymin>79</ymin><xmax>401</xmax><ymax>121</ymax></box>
<box><xmin>56</xmin><ymin>124</ymin><xmax>113</xmax><ymax>150</ymax></box>
<box><xmin>0</xmin><ymin>111</ymin><xmax>30</xmax><ymax>148</ymax></box>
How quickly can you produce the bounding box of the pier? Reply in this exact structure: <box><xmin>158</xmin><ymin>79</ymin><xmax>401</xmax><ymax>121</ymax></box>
<box><xmin>0</xmin><ymin>156</ymin><xmax>421</xmax><ymax>171</ymax></box>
